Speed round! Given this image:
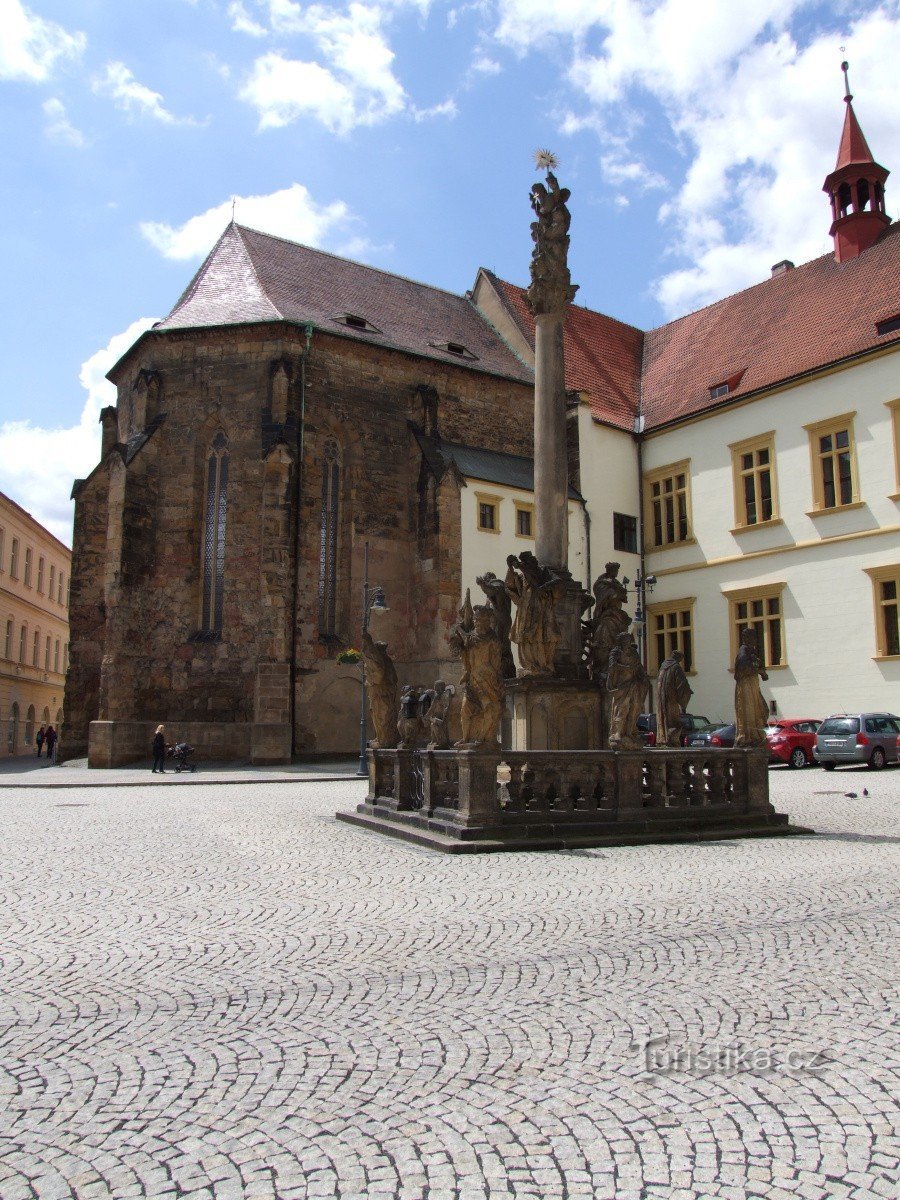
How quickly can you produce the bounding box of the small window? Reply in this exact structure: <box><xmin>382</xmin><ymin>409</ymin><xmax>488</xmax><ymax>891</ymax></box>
<box><xmin>613</xmin><ymin>512</ymin><xmax>638</xmax><ymax>554</ymax></box>
<box><xmin>476</xmin><ymin>492</ymin><xmax>500</xmax><ymax>533</ymax></box>
<box><xmin>710</xmin><ymin>383</ymin><xmax>729</xmax><ymax>400</ymax></box>
<box><xmin>333</xmin><ymin>312</ymin><xmax>381</xmax><ymax>334</ymax></box>
<box><xmin>515</xmin><ymin>503</ymin><xmax>534</xmax><ymax>539</ymax></box>
<box><xmin>429</xmin><ymin>340</ymin><xmax>479</xmax><ymax>362</ymax></box>
<box><xmin>876</xmin><ymin>313</ymin><xmax>900</xmax><ymax>336</ymax></box>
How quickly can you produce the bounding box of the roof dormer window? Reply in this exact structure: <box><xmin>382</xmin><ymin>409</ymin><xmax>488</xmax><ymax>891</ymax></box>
<box><xmin>333</xmin><ymin>312</ymin><xmax>381</xmax><ymax>333</ymax></box>
<box><xmin>876</xmin><ymin>312</ymin><xmax>900</xmax><ymax>336</ymax></box>
<box><xmin>710</xmin><ymin>382</ymin><xmax>729</xmax><ymax>400</ymax></box>
<box><xmin>429</xmin><ymin>340</ymin><xmax>479</xmax><ymax>361</ymax></box>
<box><xmin>709</xmin><ymin>369</ymin><xmax>746</xmax><ymax>402</ymax></box>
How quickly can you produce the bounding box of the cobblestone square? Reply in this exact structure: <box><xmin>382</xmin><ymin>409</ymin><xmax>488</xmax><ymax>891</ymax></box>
<box><xmin>1</xmin><ymin>770</ymin><xmax>898</xmax><ymax>1199</ymax></box>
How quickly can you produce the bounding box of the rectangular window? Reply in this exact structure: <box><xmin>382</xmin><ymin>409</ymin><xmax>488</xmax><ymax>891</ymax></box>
<box><xmin>49</xmin><ymin>564</ymin><xmax>55</xmax><ymax>596</ymax></box>
<box><xmin>647</xmin><ymin>599</ymin><xmax>695</xmax><ymax>674</ymax></box>
<box><xmin>0</xmin><ymin>528</ymin><xmax>4</xmax><ymax>573</ymax></box>
<box><xmin>32</xmin><ymin>630</ymin><xmax>39</xmax><ymax>667</ymax></box>
<box><xmin>804</xmin><ymin>413</ymin><xmax>858</xmax><ymax>511</ymax></box>
<box><xmin>58</xmin><ymin>572</ymin><xmax>65</xmax><ymax>604</ymax></box>
<box><xmin>865</xmin><ymin>565</ymin><xmax>900</xmax><ymax>658</ymax></box>
<box><xmin>54</xmin><ymin>639</ymin><xmax>60</xmax><ymax>673</ymax></box>
<box><xmin>45</xmin><ymin>636</ymin><xmax>51</xmax><ymax>672</ymax></box>
<box><xmin>24</xmin><ymin>547</ymin><xmax>33</xmax><ymax>587</ymax></box>
<box><xmin>888</xmin><ymin>400</ymin><xmax>900</xmax><ymax>498</ymax></box>
<box><xmin>19</xmin><ymin>625</ymin><xmax>27</xmax><ymax>664</ymax></box>
<box><xmin>37</xmin><ymin>556</ymin><xmax>44</xmax><ymax>593</ymax></box>
<box><xmin>5</xmin><ymin>620</ymin><xmax>13</xmax><ymax>659</ymax></box>
<box><xmin>644</xmin><ymin>461</ymin><xmax>692</xmax><ymax>547</ymax></box>
<box><xmin>476</xmin><ymin>492</ymin><xmax>501</xmax><ymax>534</ymax></box>
<box><xmin>10</xmin><ymin>537</ymin><xmax>19</xmax><ymax>578</ymax></box>
<box><xmin>613</xmin><ymin>512</ymin><xmax>638</xmax><ymax>554</ymax></box>
<box><xmin>514</xmin><ymin>503</ymin><xmax>534</xmax><ymax>538</ymax></box>
<box><xmin>730</xmin><ymin>433</ymin><xmax>778</xmax><ymax>528</ymax></box>
<box><xmin>724</xmin><ymin>583</ymin><xmax>787</xmax><ymax>669</ymax></box>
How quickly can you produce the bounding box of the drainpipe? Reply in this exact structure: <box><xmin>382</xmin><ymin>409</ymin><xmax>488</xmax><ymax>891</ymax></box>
<box><xmin>582</xmin><ymin>500</ymin><xmax>591</xmax><ymax>591</ymax></box>
<box><xmin>289</xmin><ymin>323</ymin><xmax>313</xmax><ymax>758</ymax></box>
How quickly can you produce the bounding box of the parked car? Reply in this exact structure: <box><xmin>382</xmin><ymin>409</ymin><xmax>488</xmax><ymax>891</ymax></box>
<box><xmin>814</xmin><ymin>713</ymin><xmax>900</xmax><ymax>770</ymax></box>
<box><xmin>766</xmin><ymin>719</ymin><xmax>822</xmax><ymax>768</ymax></box>
<box><xmin>685</xmin><ymin>722</ymin><xmax>736</xmax><ymax>748</ymax></box>
<box><xmin>638</xmin><ymin>712</ymin><xmax>715</xmax><ymax>746</ymax></box>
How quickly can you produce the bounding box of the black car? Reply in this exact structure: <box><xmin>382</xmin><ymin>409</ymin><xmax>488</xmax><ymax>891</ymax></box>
<box><xmin>685</xmin><ymin>722</ymin><xmax>736</xmax><ymax>748</ymax></box>
<box><xmin>638</xmin><ymin>712</ymin><xmax>716</xmax><ymax>746</ymax></box>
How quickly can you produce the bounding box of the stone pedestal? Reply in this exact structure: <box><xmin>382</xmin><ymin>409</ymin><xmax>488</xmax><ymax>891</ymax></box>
<box><xmin>505</xmin><ymin>677</ymin><xmax>603</xmax><ymax>751</ymax></box>
<box><xmin>551</xmin><ymin>571</ymin><xmax>591</xmax><ymax>676</ymax></box>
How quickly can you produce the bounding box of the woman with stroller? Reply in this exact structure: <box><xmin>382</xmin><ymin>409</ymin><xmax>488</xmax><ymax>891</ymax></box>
<box><xmin>151</xmin><ymin>725</ymin><xmax>167</xmax><ymax>773</ymax></box>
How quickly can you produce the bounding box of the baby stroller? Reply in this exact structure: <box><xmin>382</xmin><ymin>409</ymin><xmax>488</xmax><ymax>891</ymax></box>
<box><xmin>167</xmin><ymin>742</ymin><xmax>197</xmax><ymax>773</ymax></box>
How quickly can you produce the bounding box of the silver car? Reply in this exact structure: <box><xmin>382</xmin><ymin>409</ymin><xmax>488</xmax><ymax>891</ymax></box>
<box><xmin>814</xmin><ymin>713</ymin><xmax>900</xmax><ymax>770</ymax></box>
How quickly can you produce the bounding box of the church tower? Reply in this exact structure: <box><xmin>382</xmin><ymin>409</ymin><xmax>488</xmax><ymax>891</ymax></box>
<box><xmin>823</xmin><ymin>61</ymin><xmax>890</xmax><ymax>263</ymax></box>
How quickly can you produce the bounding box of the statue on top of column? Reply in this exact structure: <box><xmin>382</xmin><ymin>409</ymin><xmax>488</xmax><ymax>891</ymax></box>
<box><xmin>527</xmin><ymin>156</ymin><xmax>579</xmax><ymax>316</ymax></box>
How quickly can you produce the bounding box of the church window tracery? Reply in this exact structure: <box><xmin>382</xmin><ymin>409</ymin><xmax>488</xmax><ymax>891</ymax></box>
<box><xmin>201</xmin><ymin>432</ymin><xmax>229</xmax><ymax>634</ymax></box>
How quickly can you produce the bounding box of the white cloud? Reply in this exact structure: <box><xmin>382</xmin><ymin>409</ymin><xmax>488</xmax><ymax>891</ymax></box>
<box><xmin>0</xmin><ymin>318</ymin><xmax>157</xmax><ymax>545</ymax></box>
<box><xmin>489</xmin><ymin>1</ymin><xmax>900</xmax><ymax>317</ymax></box>
<box><xmin>239</xmin><ymin>3</ymin><xmax>407</xmax><ymax>131</ymax></box>
<box><xmin>0</xmin><ymin>0</ymin><xmax>85</xmax><ymax>82</ymax></box>
<box><xmin>93</xmin><ymin>61</ymin><xmax>194</xmax><ymax>124</ymax></box>
<box><xmin>139</xmin><ymin>182</ymin><xmax>355</xmax><ymax>260</ymax></box>
<box><xmin>412</xmin><ymin>97</ymin><xmax>457</xmax><ymax>121</ymax></box>
<box><xmin>229</xmin><ymin>1</ymin><xmax>267</xmax><ymax>37</ymax></box>
<box><xmin>470</xmin><ymin>55</ymin><xmax>501</xmax><ymax>76</ymax></box>
<box><xmin>42</xmin><ymin>98</ymin><xmax>85</xmax><ymax>147</ymax></box>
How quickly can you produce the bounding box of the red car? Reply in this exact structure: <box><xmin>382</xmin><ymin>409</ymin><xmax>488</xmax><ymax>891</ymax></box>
<box><xmin>766</xmin><ymin>719</ymin><xmax>821</xmax><ymax>768</ymax></box>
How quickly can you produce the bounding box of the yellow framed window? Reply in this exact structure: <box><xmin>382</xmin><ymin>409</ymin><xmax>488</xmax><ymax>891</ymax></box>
<box><xmin>475</xmin><ymin>492</ymin><xmax>501</xmax><ymax>533</ymax></box>
<box><xmin>724</xmin><ymin>583</ymin><xmax>786</xmax><ymax>669</ymax></box>
<box><xmin>730</xmin><ymin>432</ymin><xmax>777</xmax><ymax>527</ymax></box>
<box><xmin>887</xmin><ymin>399</ymin><xmax>900</xmax><ymax>499</ymax></box>
<box><xmin>514</xmin><ymin>502</ymin><xmax>534</xmax><ymax>539</ymax></box>
<box><xmin>645</xmin><ymin>461</ymin><xmax>691</xmax><ymax>547</ymax></box>
<box><xmin>804</xmin><ymin>413</ymin><xmax>858</xmax><ymax>511</ymax></box>
<box><xmin>864</xmin><ymin>565</ymin><xmax>900</xmax><ymax>658</ymax></box>
<box><xmin>647</xmin><ymin>599</ymin><xmax>695</xmax><ymax>674</ymax></box>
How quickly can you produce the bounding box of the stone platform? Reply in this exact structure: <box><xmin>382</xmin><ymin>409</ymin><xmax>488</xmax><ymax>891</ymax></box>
<box><xmin>336</xmin><ymin>746</ymin><xmax>811</xmax><ymax>853</ymax></box>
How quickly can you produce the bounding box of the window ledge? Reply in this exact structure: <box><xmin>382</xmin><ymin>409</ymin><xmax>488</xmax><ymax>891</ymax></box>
<box><xmin>805</xmin><ymin>501</ymin><xmax>865</xmax><ymax>517</ymax></box>
<box><xmin>478</xmin><ymin>526</ymin><xmax>501</xmax><ymax>535</ymax></box>
<box><xmin>889</xmin><ymin>491</ymin><xmax>900</xmax><ymax>502</ymax></box>
<box><xmin>649</xmin><ymin>537</ymin><xmax>697</xmax><ymax>552</ymax></box>
<box><xmin>514</xmin><ymin>532</ymin><xmax>535</xmax><ymax>541</ymax></box>
<box><xmin>730</xmin><ymin>518</ymin><xmax>784</xmax><ymax>536</ymax></box>
<box><xmin>873</xmin><ymin>653</ymin><xmax>900</xmax><ymax>662</ymax></box>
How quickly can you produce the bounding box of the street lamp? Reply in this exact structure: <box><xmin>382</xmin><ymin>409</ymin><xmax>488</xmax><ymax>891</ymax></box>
<box><xmin>621</xmin><ymin>571</ymin><xmax>656</xmax><ymax>662</ymax></box>
<box><xmin>357</xmin><ymin>541</ymin><xmax>389</xmax><ymax>776</ymax></box>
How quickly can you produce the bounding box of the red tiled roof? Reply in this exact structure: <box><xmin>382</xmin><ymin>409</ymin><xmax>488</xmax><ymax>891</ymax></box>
<box><xmin>484</xmin><ymin>270</ymin><xmax>643</xmax><ymax>432</ymax></box>
<box><xmin>642</xmin><ymin>221</ymin><xmax>900</xmax><ymax>428</ymax></box>
<box><xmin>489</xmin><ymin>222</ymin><xmax>900</xmax><ymax>432</ymax></box>
<box><xmin>158</xmin><ymin>224</ymin><xmax>533</xmax><ymax>385</ymax></box>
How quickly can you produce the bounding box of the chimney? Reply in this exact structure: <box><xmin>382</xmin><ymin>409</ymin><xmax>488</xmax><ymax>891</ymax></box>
<box><xmin>99</xmin><ymin>406</ymin><xmax>118</xmax><ymax>458</ymax></box>
<box><xmin>771</xmin><ymin>259</ymin><xmax>795</xmax><ymax>277</ymax></box>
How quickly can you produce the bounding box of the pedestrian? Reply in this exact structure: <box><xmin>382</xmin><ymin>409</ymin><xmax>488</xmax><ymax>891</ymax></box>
<box><xmin>151</xmin><ymin>725</ymin><xmax>167</xmax><ymax>774</ymax></box>
<box><xmin>36</xmin><ymin>725</ymin><xmax>45</xmax><ymax>757</ymax></box>
<box><xmin>44</xmin><ymin>725</ymin><xmax>57</xmax><ymax>761</ymax></box>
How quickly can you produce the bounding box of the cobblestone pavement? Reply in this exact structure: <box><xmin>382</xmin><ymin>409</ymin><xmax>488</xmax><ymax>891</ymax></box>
<box><xmin>1</xmin><ymin>769</ymin><xmax>898</xmax><ymax>1200</ymax></box>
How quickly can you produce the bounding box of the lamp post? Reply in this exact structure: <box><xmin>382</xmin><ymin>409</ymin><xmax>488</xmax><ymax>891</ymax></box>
<box><xmin>623</xmin><ymin>569</ymin><xmax>656</xmax><ymax>707</ymax></box>
<box><xmin>357</xmin><ymin>541</ymin><xmax>388</xmax><ymax>776</ymax></box>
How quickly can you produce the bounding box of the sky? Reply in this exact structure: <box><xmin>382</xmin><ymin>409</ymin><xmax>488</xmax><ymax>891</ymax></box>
<box><xmin>2</xmin><ymin>0</ymin><xmax>900</xmax><ymax>544</ymax></box>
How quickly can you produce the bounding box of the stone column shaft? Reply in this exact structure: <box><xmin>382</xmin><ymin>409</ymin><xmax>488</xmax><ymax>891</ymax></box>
<box><xmin>534</xmin><ymin>312</ymin><xmax>568</xmax><ymax>571</ymax></box>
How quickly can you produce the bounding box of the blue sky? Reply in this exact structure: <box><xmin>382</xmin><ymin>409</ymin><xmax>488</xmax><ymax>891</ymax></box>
<box><xmin>2</xmin><ymin>0</ymin><xmax>899</xmax><ymax>542</ymax></box>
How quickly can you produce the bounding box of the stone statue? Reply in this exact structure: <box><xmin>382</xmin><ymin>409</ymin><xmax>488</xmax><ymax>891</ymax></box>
<box><xmin>425</xmin><ymin>680</ymin><xmax>455</xmax><ymax>750</ymax></box>
<box><xmin>449</xmin><ymin>590</ymin><xmax>504</xmax><ymax>747</ymax></box>
<box><xmin>504</xmin><ymin>551</ymin><xmax>564</xmax><ymax>676</ymax></box>
<box><xmin>607</xmin><ymin>632</ymin><xmax>649</xmax><ymax>750</ymax></box>
<box><xmin>734</xmin><ymin>629</ymin><xmax>769</xmax><ymax>747</ymax></box>
<box><xmin>587</xmin><ymin>562</ymin><xmax>632</xmax><ymax>683</ymax></box>
<box><xmin>397</xmin><ymin>684</ymin><xmax>429</xmax><ymax>750</ymax></box>
<box><xmin>527</xmin><ymin>170</ymin><xmax>579</xmax><ymax>315</ymax></box>
<box><xmin>476</xmin><ymin>570</ymin><xmax>516</xmax><ymax>678</ymax></box>
<box><xmin>656</xmin><ymin>650</ymin><xmax>693</xmax><ymax>747</ymax></box>
<box><xmin>361</xmin><ymin>627</ymin><xmax>399</xmax><ymax>749</ymax></box>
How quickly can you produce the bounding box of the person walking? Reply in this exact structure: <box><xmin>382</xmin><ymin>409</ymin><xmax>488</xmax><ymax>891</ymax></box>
<box><xmin>44</xmin><ymin>725</ymin><xmax>57</xmax><ymax>762</ymax></box>
<box><xmin>152</xmin><ymin>725</ymin><xmax>167</xmax><ymax>773</ymax></box>
<box><xmin>36</xmin><ymin>725</ymin><xmax>45</xmax><ymax>757</ymax></box>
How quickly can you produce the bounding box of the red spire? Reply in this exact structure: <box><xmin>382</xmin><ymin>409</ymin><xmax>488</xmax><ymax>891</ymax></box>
<box><xmin>822</xmin><ymin>60</ymin><xmax>890</xmax><ymax>262</ymax></box>
<box><xmin>834</xmin><ymin>61</ymin><xmax>876</xmax><ymax>169</ymax></box>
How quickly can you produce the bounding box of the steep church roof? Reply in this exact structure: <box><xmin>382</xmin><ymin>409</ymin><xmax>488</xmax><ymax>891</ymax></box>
<box><xmin>156</xmin><ymin>223</ymin><xmax>533</xmax><ymax>384</ymax></box>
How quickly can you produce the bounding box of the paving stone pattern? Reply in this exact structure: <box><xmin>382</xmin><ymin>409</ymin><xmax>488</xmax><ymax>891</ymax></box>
<box><xmin>1</xmin><ymin>771</ymin><xmax>898</xmax><ymax>1200</ymax></box>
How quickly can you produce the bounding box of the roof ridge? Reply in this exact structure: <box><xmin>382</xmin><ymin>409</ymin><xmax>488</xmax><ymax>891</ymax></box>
<box><xmin>234</xmin><ymin>224</ymin><xmax>284</xmax><ymax>319</ymax></box>
<box><xmin>235</xmin><ymin>222</ymin><xmax>474</xmax><ymax>304</ymax></box>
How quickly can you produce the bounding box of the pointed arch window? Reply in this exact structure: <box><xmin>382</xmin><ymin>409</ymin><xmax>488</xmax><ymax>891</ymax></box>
<box><xmin>318</xmin><ymin>440</ymin><xmax>342</xmax><ymax>638</ymax></box>
<box><xmin>201</xmin><ymin>432</ymin><xmax>229</xmax><ymax>634</ymax></box>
